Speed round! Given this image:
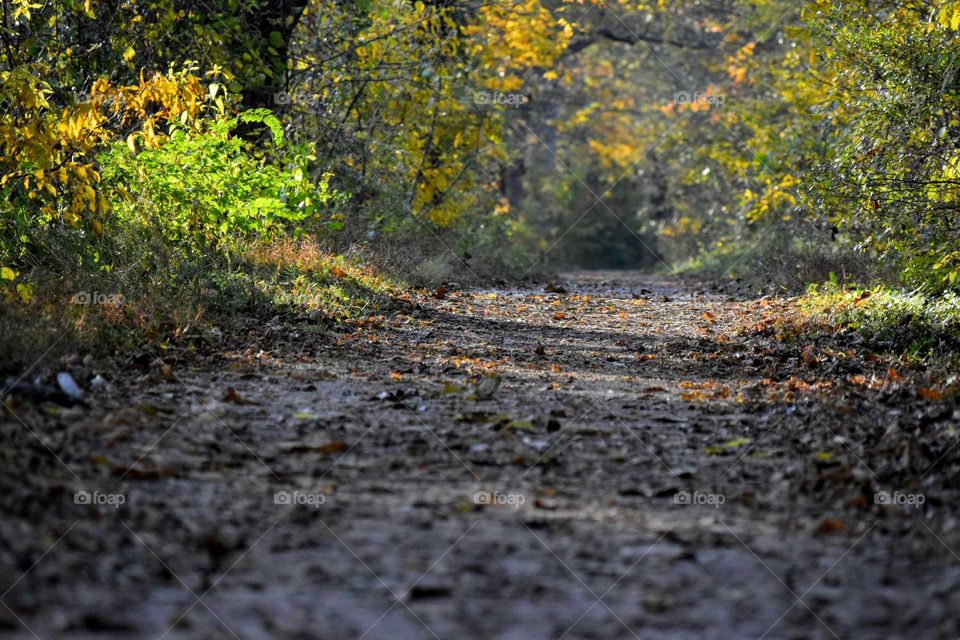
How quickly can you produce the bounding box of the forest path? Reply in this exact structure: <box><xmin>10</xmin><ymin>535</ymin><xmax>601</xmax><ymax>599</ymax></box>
<box><xmin>2</xmin><ymin>272</ymin><xmax>959</xmax><ymax>639</ymax></box>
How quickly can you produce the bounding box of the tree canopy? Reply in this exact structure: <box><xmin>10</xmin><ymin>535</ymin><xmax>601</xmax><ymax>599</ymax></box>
<box><xmin>5</xmin><ymin>0</ymin><xmax>960</xmax><ymax>296</ymax></box>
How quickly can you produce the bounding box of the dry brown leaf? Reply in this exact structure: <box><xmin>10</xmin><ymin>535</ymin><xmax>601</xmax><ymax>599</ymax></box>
<box><xmin>283</xmin><ymin>441</ymin><xmax>349</xmax><ymax>454</ymax></box>
<box><xmin>223</xmin><ymin>387</ymin><xmax>258</xmax><ymax>405</ymax></box>
<box><xmin>815</xmin><ymin>516</ymin><xmax>846</xmax><ymax>535</ymax></box>
<box><xmin>801</xmin><ymin>346</ymin><xmax>819</xmax><ymax>366</ymax></box>
<box><xmin>917</xmin><ymin>387</ymin><xmax>942</xmax><ymax>401</ymax></box>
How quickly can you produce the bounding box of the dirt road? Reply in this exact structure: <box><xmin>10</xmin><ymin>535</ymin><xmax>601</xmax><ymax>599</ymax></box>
<box><xmin>2</xmin><ymin>272</ymin><xmax>959</xmax><ymax>639</ymax></box>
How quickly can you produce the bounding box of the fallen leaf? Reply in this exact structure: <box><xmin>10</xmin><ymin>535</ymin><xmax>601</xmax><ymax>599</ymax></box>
<box><xmin>223</xmin><ymin>387</ymin><xmax>258</xmax><ymax>405</ymax></box>
<box><xmin>705</xmin><ymin>437</ymin><xmax>751</xmax><ymax>455</ymax></box>
<box><xmin>282</xmin><ymin>441</ymin><xmax>348</xmax><ymax>454</ymax></box>
<box><xmin>455</xmin><ymin>411</ymin><xmax>502</xmax><ymax>424</ymax></box>
<box><xmin>137</xmin><ymin>403</ymin><xmax>163</xmax><ymax>416</ymax></box>
<box><xmin>467</xmin><ymin>375</ymin><xmax>501</xmax><ymax>400</ymax></box>
<box><xmin>502</xmin><ymin>420</ymin><xmax>534</xmax><ymax>432</ymax></box>
<box><xmin>93</xmin><ymin>454</ymin><xmax>177</xmax><ymax>479</ymax></box>
<box><xmin>917</xmin><ymin>387</ymin><xmax>942</xmax><ymax>401</ymax></box>
<box><xmin>815</xmin><ymin>516</ymin><xmax>846</xmax><ymax>535</ymax></box>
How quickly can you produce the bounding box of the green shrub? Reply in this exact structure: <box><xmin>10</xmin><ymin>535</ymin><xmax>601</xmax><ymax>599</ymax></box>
<box><xmin>0</xmin><ymin>109</ymin><xmax>401</xmax><ymax>372</ymax></box>
<box><xmin>98</xmin><ymin>109</ymin><xmax>341</xmax><ymax>252</ymax></box>
<box><xmin>801</xmin><ymin>283</ymin><xmax>960</xmax><ymax>359</ymax></box>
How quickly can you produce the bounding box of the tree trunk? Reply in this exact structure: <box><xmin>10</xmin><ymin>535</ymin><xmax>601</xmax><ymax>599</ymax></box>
<box><xmin>240</xmin><ymin>0</ymin><xmax>310</xmax><ymax>109</ymax></box>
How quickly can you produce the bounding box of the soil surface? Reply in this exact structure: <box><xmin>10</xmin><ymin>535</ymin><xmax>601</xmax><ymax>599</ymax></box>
<box><xmin>2</xmin><ymin>272</ymin><xmax>960</xmax><ymax>640</ymax></box>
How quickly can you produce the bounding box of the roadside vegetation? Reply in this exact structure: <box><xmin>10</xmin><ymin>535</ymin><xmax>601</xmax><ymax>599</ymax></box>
<box><xmin>798</xmin><ymin>284</ymin><xmax>960</xmax><ymax>363</ymax></box>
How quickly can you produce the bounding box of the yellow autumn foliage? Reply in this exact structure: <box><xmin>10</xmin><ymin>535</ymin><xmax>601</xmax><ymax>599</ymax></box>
<box><xmin>1</xmin><ymin>68</ymin><xmax>211</xmax><ymax>230</ymax></box>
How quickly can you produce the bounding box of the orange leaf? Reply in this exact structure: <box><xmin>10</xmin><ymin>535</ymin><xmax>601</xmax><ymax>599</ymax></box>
<box><xmin>317</xmin><ymin>441</ymin><xmax>349</xmax><ymax>454</ymax></box>
<box><xmin>223</xmin><ymin>387</ymin><xmax>258</xmax><ymax>405</ymax></box>
<box><xmin>815</xmin><ymin>516</ymin><xmax>846</xmax><ymax>535</ymax></box>
<box><xmin>917</xmin><ymin>387</ymin><xmax>942</xmax><ymax>401</ymax></box>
